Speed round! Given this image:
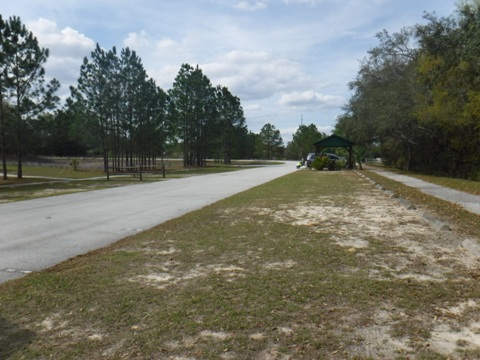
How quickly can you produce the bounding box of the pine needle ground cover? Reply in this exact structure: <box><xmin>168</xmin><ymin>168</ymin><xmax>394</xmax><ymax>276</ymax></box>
<box><xmin>1</xmin><ymin>170</ymin><xmax>479</xmax><ymax>359</ymax></box>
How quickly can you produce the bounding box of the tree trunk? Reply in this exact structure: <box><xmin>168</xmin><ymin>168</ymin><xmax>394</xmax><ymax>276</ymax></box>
<box><xmin>1</xmin><ymin>114</ymin><xmax>7</xmax><ymax>180</ymax></box>
<box><xmin>16</xmin><ymin>124</ymin><xmax>22</xmax><ymax>179</ymax></box>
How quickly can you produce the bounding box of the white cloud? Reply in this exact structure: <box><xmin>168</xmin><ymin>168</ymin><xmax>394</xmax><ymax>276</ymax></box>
<box><xmin>244</xmin><ymin>104</ymin><xmax>262</xmax><ymax>112</ymax></box>
<box><xmin>28</xmin><ymin>18</ymin><xmax>95</xmax><ymax>57</ymax></box>
<box><xmin>282</xmin><ymin>0</ymin><xmax>324</xmax><ymax>5</ymax></box>
<box><xmin>279</xmin><ymin>126</ymin><xmax>298</xmax><ymax>140</ymax></box>
<box><xmin>234</xmin><ymin>0</ymin><xmax>268</xmax><ymax>11</ymax></box>
<box><xmin>150</xmin><ymin>65</ymin><xmax>181</xmax><ymax>90</ymax></box>
<box><xmin>204</xmin><ymin>50</ymin><xmax>306</xmax><ymax>100</ymax></box>
<box><xmin>124</xmin><ymin>30</ymin><xmax>151</xmax><ymax>49</ymax></box>
<box><xmin>26</xmin><ymin>18</ymin><xmax>95</xmax><ymax>98</ymax></box>
<box><xmin>279</xmin><ymin>90</ymin><xmax>344</xmax><ymax>109</ymax></box>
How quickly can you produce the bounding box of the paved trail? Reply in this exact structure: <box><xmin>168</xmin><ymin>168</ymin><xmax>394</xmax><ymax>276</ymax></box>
<box><xmin>369</xmin><ymin>169</ymin><xmax>480</xmax><ymax>215</ymax></box>
<box><xmin>0</xmin><ymin>163</ymin><xmax>297</xmax><ymax>284</ymax></box>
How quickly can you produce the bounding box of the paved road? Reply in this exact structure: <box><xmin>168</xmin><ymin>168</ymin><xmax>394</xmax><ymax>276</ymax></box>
<box><xmin>369</xmin><ymin>169</ymin><xmax>480</xmax><ymax>215</ymax></box>
<box><xmin>0</xmin><ymin>162</ymin><xmax>297</xmax><ymax>284</ymax></box>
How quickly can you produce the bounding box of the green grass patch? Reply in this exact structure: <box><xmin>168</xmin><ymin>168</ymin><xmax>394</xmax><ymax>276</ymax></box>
<box><xmin>3</xmin><ymin>164</ymin><xmax>105</xmax><ymax>179</ymax></box>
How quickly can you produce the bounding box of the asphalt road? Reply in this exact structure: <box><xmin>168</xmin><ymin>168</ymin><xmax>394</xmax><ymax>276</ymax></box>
<box><xmin>0</xmin><ymin>162</ymin><xmax>297</xmax><ymax>284</ymax></box>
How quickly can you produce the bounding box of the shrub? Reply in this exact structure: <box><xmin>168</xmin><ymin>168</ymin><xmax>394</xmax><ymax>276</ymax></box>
<box><xmin>312</xmin><ymin>156</ymin><xmax>329</xmax><ymax>170</ymax></box>
<box><xmin>69</xmin><ymin>158</ymin><xmax>80</xmax><ymax>171</ymax></box>
<box><xmin>335</xmin><ymin>159</ymin><xmax>347</xmax><ymax>170</ymax></box>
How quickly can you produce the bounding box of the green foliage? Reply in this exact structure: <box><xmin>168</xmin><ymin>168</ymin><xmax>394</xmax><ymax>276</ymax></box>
<box><xmin>215</xmin><ymin>86</ymin><xmax>247</xmax><ymax>164</ymax></box>
<box><xmin>0</xmin><ymin>15</ymin><xmax>60</xmax><ymax>179</ymax></box>
<box><xmin>69</xmin><ymin>158</ymin><xmax>80</xmax><ymax>171</ymax></box>
<box><xmin>168</xmin><ymin>65</ymin><xmax>249</xmax><ymax>166</ymax></box>
<box><xmin>258</xmin><ymin>123</ymin><xmax>284</xmax><ymax>159</ymax></box>
<box><xmin>336</xmin><ymin>2</ymin><xmax>480</xmax><ymax>179</ymax></box>
<box><xmin>288</xmin><ymin>124</ymin><xmax>325</xmax><ymax>161</ymax></box>
<box><xmin>311</xmin><ymin>156</ymin><xmax>328</xmax><ymax>170</ymax></box>
<box><xmin>0</xmin><ymin>16</ymin><xmax>276</xmax><ymax>170</ymax></box>
<box><xmin>70</xmin><ymin>45</ymin><xmax>172</xmax><ymax>172</ymax></box>
<box><xmin>335</xmin><ymin>159</ymin><xmax>347</xmax><ymax>170</ymax></box>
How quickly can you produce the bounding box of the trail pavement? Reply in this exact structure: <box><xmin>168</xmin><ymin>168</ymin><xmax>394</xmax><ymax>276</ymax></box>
<box><xmin>0</xmin><ymin>162</ymin><xmax>296</xmax><ymax>284</ymax></box>
<box><xmin>369</xmin><ymin>169</ymin><xmax>480</xmax><ymax>215</ymax></box>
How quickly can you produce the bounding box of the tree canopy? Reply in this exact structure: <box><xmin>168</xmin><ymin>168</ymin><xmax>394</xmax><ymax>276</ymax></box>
<box><xmin>258</xmin><ymin>123</ymin><xmax>284</xmax><ymax>160</ymax></box>
<box><xmin>0</xmin><ymin>15</ymin><xmax>60</xmax><ymax>179</ymax></box>
<box><xmin>336</xmin><ymin>1</ymin><xmax>480</xmax><ymax>179</ymax></box>
<box><xmin>286</xmin><ymin>124</ymin><xmax>326</xmax><ymax>160</ymax></box>
<box><xmin>0</xmin><ymin>14</ymin><xmax>289</xmax><ymax>172</ymax></box>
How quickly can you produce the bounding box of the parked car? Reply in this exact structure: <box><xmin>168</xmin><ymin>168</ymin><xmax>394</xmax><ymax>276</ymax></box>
<box><xmin>305</xmin><ymin>153</ymin><xmax>317</xmax><ymax>167</ymax></box>
<box><xmin>322</xmin><ymin>153</ymin><xmax>340</xmax><ymax>161</ymax></box>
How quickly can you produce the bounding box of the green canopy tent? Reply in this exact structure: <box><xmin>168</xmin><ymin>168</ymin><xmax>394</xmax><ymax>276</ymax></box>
<box><xmin>313</xmin><ymin>134</ymin><xmax>355</xmax><ymax>169</ymax></box>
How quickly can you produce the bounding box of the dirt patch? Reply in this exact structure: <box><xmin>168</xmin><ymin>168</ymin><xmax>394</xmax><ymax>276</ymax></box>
<box><xmin>250</xmin><ymin>191</ymin><xmax>479</xmax><ymax>283</ymax></box>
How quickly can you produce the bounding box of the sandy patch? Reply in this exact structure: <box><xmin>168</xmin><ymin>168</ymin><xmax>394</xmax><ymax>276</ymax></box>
<box><xmin>263</xmin><ymin>260</ymin><xmax>296</xmax><ymax>270</ymax></box>
<box><xmin>130</xmin><ymin>263</ymin><xmax>246</xmax><ymax>289</ymax></box>
<box><xmin>429</xmin><ymin>300</ymin><xmax>480</xmax><ymax>354</ymax></box>
<box><xmin>199</xmin><ymin>330</ymin><xmax>231</xmax><ymax>340</ymax></box>
<box><xmin>246</xmin><ymin>192</ymin><xmax>479</xmax><ymax>286</ymax></box>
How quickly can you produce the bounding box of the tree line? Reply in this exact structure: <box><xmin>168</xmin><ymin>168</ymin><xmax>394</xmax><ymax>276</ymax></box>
<box><xmin>0</xmin><ymin>15</ymin><xmax>60</xmax><ymax>180</ymax></box>
<box><xmin>336</xmin><ymin>1</ymin><xmax>480</xmax><ymax>179</ymax></box>
<box><xmin>0</xmin><ymin>15</ymin><xmax>285</xmax><ymax>179</ymax></box>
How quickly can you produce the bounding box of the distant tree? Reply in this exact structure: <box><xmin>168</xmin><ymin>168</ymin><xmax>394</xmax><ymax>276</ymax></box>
<box><xmin>70</xmin><ymin>44</ymin><xmax>170</xmax><ymax>173</ymax></box>
<box><xmin>239</xmin><ymin>131</ymin><xmax>257</xmax><ymax>159</ymax></box>
<box><xmin>259</xmin><ymin>123</ymin><xmax>283</xmax><ymax>159</ymax></box>
<box><xmin>290</xmin><ymin>124</ymin><xmax>325</xmax><ymax>161</ymax></box>
<box><xmin>0</xmin><ymin>102</ymin><xmax>15</xmax><ymax>180</ymax></box>
<box><xmin>169</xmin><ymin>64</ymin><xmax>217</xmax><ymax>166</ymax></box>
<box><xmin>215</xmin><ymin>86</ymin><xmax>247</xmax><ymax>164</ymax></box>
<box><xmin>33</xmin><ymin>110</ymin><xmax>87</xmax><ymax>156</ymax></box>
<box><xmin>1</xmin><ymin>16</ymin><xmax>59</xmax><ymax>179</ymax></box>
<box><xmin>0</xmin><ymin>15</ymin><xmax>7</xmax><ymax>180</ymax></box>
<box><xmin>70</xmin><ymin>44</ymin><xmax>116</xmax><ymax>171</ymax></box>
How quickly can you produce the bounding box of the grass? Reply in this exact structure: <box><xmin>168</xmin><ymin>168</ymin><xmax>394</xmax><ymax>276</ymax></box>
<box><xmin>1</xmin><ymin>170</ymin><xmax>479</xmax><ymax>359</ymax></box>
<box><xmin>6</xmin><ymin>165</ymin><xmax>106</xmax><ymax>179</ymax></box>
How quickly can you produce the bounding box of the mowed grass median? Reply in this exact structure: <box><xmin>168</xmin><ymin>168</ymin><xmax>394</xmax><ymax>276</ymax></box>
<box><xmin>1</xmin><ymin>170</ymin><xmax>480</xmax><ymax>359</ymax></box>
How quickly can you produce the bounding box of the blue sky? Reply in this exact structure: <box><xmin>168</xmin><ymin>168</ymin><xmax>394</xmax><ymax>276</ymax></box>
<box><xmin>2</xmin><ymin>0</ymin><xmax>457</xmax><ymax>143</ymax></box>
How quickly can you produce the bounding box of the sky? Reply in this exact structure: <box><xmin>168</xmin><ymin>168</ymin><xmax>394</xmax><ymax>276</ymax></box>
<box><xmin>2</xmin><ymin>0</ymin><xmax>457</xmax><ymax>143</ymax></box>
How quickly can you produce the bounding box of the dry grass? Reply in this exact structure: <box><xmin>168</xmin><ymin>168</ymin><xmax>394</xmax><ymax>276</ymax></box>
<box><xmin>1</xmin><ymin>170</ymin><xmax>480</xmax><ymax>359</ymax></box>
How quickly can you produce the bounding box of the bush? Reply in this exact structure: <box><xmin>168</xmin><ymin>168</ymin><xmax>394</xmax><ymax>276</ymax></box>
<box><xmin>335</xmin><ymin>159</ymin><xmax>346</xmax><ymax>170</ymax></box>
<box><xmin>311</xmin><ymin>156</ymin><xmax>329</xmax><ymax>170</ymax></box>
<box><xmin>69</xmin><ymin>158</ymin><xmax>80</xmax><ymax>171</ymax></box>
